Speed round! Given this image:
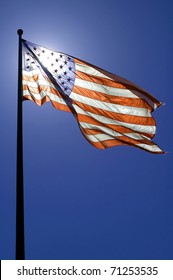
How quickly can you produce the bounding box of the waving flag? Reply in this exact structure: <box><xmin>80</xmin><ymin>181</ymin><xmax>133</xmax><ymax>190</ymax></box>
<box><xmin>22</xmin><ymin>40</ymin><xmax>164</xmax><ymax>153</ymax></box>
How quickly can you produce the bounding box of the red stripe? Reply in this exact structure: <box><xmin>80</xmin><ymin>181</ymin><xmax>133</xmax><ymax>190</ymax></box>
<box><xmin>74</xmin><ymin>58</ymin><xmax>161</xmax><ymax>108</ymax></box>
<box><xmin>82</xmin><ymin>127</ymin><xmax>153</xmax><ymax>145</ymax></box>
<box><xmin>88</xmin><ymin>139</ymin><xmax>128</xmax><ymax>149</ymax></box>
<box><xmin>23</xmin><ymin>95</ymin><xmax>49</xmax><ymax>106</ymax></box>
<box><xmin>87</xmin><ymin>137</ymin><xmax>163</xmax><ymax>154</ymax></box>
<box><xmin>23</xmin><ymin>94</ymin><xmax>71</xmax><ymax>112</ymax></box>
<box><xmin>73</xmin><ymin>100</ymin><xmax>156</xmax><ymax>126</ymax></box>
<box><xmin>23</xmin><ymin>84</ymin><xmax>63</xmax><ymax>99</ymax></box>
<box><xmin>77</xmin><ymin>113</ymin><xmax>154</xmax><ymax>139</ymax></box>
<box><xmin>76</xmin><ymin>70</ymin><xmax>127</xmax><ymax>89</ymax></box>
<box><xmin>73</xmin><ymin>85</ymin><xmax>152</xmax><ymax>110</ymax></box>
<box><xmin>80</xmin><ymin>128</ymin><xmax>163</xmax><ymax>154</ymax></box>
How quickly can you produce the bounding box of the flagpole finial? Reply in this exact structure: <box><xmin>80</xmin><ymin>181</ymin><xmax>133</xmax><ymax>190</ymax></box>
<box><xmin>17</xmin><ymin>29</ymin><xmax>23</xmax><ymax>36</ymax></box>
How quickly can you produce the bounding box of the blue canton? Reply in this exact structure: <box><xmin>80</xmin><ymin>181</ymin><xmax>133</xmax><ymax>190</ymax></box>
<box><xmin>23</xmin><ymin>41</ymin><xmax>75</xmax><ymax>97</ymax></box>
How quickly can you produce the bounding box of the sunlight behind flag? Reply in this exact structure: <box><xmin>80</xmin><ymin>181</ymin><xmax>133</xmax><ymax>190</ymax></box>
<box><xmin>22</xmin><ymin>39</ymin><xmax>164</xmax><ymax>154</ymax></box>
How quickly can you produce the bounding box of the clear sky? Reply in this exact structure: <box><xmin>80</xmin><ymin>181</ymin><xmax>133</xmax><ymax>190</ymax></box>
<box><xmin>0</xmin><ymin>0</ymin><xmax>172</xmax><ymax>260</ymax></box>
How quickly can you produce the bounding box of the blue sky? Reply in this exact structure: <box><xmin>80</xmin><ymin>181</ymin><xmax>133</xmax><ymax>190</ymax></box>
<box><xmin>0</xmin><ymin>0</ymin><xmax>172</xmax><ymax>260</ymax></box>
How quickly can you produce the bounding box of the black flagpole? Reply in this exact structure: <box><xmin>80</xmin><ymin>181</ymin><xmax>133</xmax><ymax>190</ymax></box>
<box><xmin>16</xmin><ymin>29</ymin><xmax>25</xmax><ymax>260</ymax></box>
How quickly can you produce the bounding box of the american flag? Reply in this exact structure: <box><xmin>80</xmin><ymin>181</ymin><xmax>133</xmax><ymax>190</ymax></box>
<box><xmin>22</xmin><ymin>40</ymin><xmax>164</xmax><ymax>153</ymax></box>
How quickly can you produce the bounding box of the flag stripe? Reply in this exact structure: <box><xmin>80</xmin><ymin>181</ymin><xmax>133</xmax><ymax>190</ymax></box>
<box><xmin>73</xmin><ymin>105</ymin><xmax>156</xmax><ymax>135</ymax></box>
<box><xmin>23</xmin><ymin>71</ymin><xmax>61</xmax><ymax>92</ymax></box>
<box><xmin>87</xmin><ymin>138</ymin><xmax>128</xmax><ymax>149</ymax></box>
<box><xmin>72</xmin><ymin>85</ymin><xmax>152</xmax><ymax>110</ymax></box>
<box><xmin>23</xmin><ymin>93</ymin><xmax>72</xmax><ymax>112</ymax></box>
<box><xmin>75</xmin><ymin>62</ymin><xmax>113</xmax><ymax>80</ymax></box>
<box><xmin>83</xmin><ymin>132</ymin><xmax>163</xmax><ymax>153</ymax></box>
<box><xmin>71</xmin><ymin>91</ymin><xmax>151</xmax><ymax>117</ymax></box>
<box><xmin>74</xmin><ymin>76</ymin><xmax>157</xmax><ymax>110</ymax></box>
<box><xmin>74</xmin><ymin>77</ymin><xmax>136</xmax><ymax>98</ymax></box>
<box><xmin>23</xmin><ymin>84</ymin><xmax>63</xmax><ymax>100</ymax></box>
<box><xmin>72</xmin><ymin>99</ymin><xmax>155</xmax><ymax>126</ymax></box>
<box><xmin>81</xmin><ymin>134</ymin><xmax>162</xmax><ymax>153</ymax></box>
<box><xmin>77</xmin><ymin>113</ymin><xmax>155</xmax><ymax>138</ymax></box>
<box><xmin>83</xmin><ymin>131</ymin><xmax>152</xmax><ymax>146</ymax></box>
<box><xmin>22</xmin><ymin>71</ymin><xmax>72</xmax><ymax>112</ymax></box>
<box><xmin>76</xmin><ymin>69</ymin><xmax>127</xmax><ymax>89</ymax></box>
<box><xmin>22</xmin><ymin>85</ymin><xmax>69</xmax><ymax>107</ymax></box>
<box><xmin>75</xmin><ymin>60</ymin><xmax>161</xmax><ymax>109</ymax></box>
<box><xmin>88</xmin><ymin>60</ymin><xmax>161</xmax><ymax>107</ymax></box>
<box><xmin>80</xmin><ymin>122</ymin><xmax>151</xmax><ymax>140</ymax></box>
<box><xmin>80</xmin><ymin>123</ymin><xmax>155</xmax><ymax>146</ymax></box>
<box><xmin>22</xmin><ymin>40</ymin><xmax>164</xmax><ymax>154</ymax></box>
<box><xmin>23</xmin><ymin>76</ymin><xmax>156</xmax><ymax>128</ymax></box>
<box><xmin>136</xmin><ymin>143</ymin><xmax>163</xmax><ymax>153</ymax></box>
<box><xmin>23</xmin><ymin>94</ymin><xmax>49</xmax><ymax>106</ymax></box>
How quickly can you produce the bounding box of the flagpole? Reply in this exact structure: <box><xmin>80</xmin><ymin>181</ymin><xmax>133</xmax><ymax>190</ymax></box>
<box><xmin>16</xmin><ymin>29</ymin><xmax>25</xmax><ymax>260</ymax></box>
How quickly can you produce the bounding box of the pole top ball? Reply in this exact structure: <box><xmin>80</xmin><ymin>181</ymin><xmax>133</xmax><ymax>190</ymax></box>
<box><xmin>17</xmin><ymin>29</ymin><xmax>23</xmax><ymax>35</ymax></box>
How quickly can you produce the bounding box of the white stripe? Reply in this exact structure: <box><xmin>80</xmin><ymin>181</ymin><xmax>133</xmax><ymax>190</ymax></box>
<box><xmin>83</xmin><ymin>131</ymin><xmax>151</xmax><ymax>148</ymax></box>
<box><xmin>137</xmin><ymin>143</ymin><xmax>162</xmax><ymax>153</ymax></box>
<box><xmin>73</xmin><ymin>104</ymin><xmax>156</xmax><ymax>135</ymax></box>
<box><xmin>23</xmin><ymin>90</ymin><xmax>47</xmax><ymax>100</ymax></box>
<box><xmin>76</xmin><ymin>63</ymin><xmax>113</xmax><ymax>80</ymax></box>
<box><xmin>80</xmin><ymin>122</ymin><xmax>122</xmax><ymax>138</ymax></box>
<box><xmin>23</xmin><ymin>79</ymin><xmax>54</xmax><ymax>88</ymax></box>
<box><xmin>22</xmin><ymin>70</ymin><xmax>58</xmax><ymax>91</ymax></box>
<box><xmin>23</xmin><ymin>89</ymin><xmax>68</xmax><ymax>106</ymax></box>
<box><xmin>71</xmin><ymin>91</ymin><xmax>151</xmax><ymax>117</ymax></box>
<box><xmin>84</xmin><ymin>132</ymin><xmax>115</xmax><ymax>143</ymax></box>
<box><xmin>23</xmin><ymin>69</ymin><xmax>43</xmax><ymax>76</ymax></box>
<box><xmin>80</xmin><ymin>122</ymin><xmax>150</xmax><ymax>141</ymax></box>
<box><xmin>23</xmin><ymin>71</ymin><xmax>69</xmax><ymax>105</ymax></box>
<box><xmin>74</xmin><ymin>78</ymin><xmax>138</xmax><ymax>98</ymax></box>
<box><xmin>83</xmin><ymin>129</ymin><xmax>161</xmax><ymax>153</ymax></box>
<box><xmin>74</xmin><ymin>77</ymin><xmax>157</xmax><ymax>109</ymax></box>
